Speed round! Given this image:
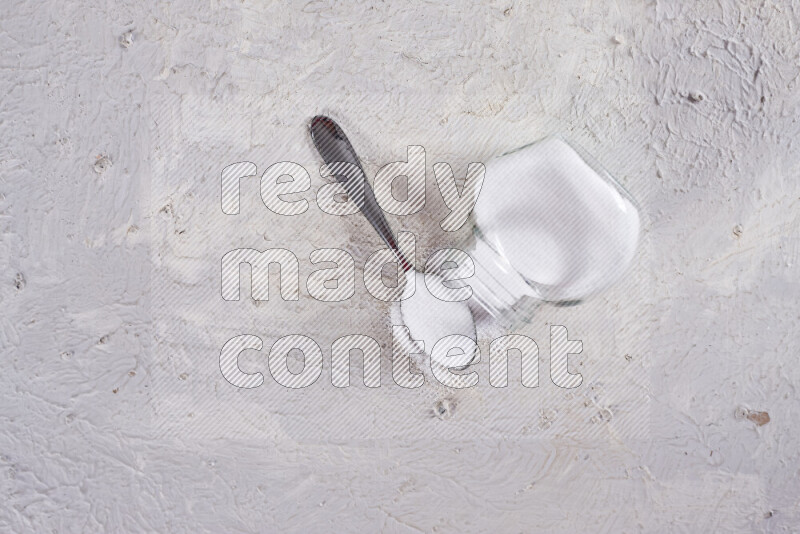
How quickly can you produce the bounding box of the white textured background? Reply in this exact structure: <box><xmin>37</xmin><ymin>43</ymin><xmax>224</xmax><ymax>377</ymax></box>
<box><xmin>2</xmin><ymin>0</ymin><xmax>799</xmax><ymax>532</ymax></box>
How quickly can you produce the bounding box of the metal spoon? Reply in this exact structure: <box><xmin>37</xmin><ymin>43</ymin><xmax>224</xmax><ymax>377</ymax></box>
<box><xmin>309</xmin><ymin>115</ymin><xmax>478</xmax><ymax>368</ymax></box>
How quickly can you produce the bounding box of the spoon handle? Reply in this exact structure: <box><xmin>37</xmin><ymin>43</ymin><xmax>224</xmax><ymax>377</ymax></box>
<box><xmin>309</xmin><ymin>115</ymin><xmax>412</xmax><ymax>271</ymax></box>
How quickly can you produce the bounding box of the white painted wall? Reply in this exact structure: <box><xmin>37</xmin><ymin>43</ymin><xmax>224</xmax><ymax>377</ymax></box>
<box><xmin>1</xmin><ymin>0</ymin><xmax>798</xmax><ymax>531</ymax></box>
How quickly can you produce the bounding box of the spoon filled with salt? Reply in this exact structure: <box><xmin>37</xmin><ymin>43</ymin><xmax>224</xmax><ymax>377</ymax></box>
<box><xmin>308</xmin><ymin>116</ymin><xmax>478</xmax><ymax>367</ymax></box>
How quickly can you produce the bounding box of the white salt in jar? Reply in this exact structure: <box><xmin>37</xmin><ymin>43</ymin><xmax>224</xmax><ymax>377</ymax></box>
<box><xmin>465</xmin><ymin>136</ymin><xmax>641</xmax><ymax>325</ymax></box>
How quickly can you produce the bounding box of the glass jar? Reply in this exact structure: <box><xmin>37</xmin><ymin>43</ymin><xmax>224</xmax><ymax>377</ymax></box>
<box><xmin>464</xmin><ymin>135</ymin><xmax>641</xmax><ymax>326</ymax></box>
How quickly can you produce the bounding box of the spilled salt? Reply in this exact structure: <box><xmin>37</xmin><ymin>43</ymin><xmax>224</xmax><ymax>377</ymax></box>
<box><xmin>399</xmin><ymin>270</ymin><xmax>477</xmax><ymax>365</ymax></box>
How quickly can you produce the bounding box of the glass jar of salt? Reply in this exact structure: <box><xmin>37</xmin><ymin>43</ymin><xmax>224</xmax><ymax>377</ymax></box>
<box><xmin>464</xmin><ymin>135</ymin><xmax>641</xmax><ymax>326</ymax></box>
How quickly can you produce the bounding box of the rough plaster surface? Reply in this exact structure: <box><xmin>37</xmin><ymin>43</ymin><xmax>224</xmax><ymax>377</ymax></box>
<box><xmin>2</xmin><ymin>0</ymin><xmax>799</xmax><ymax>532</ymax></box>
